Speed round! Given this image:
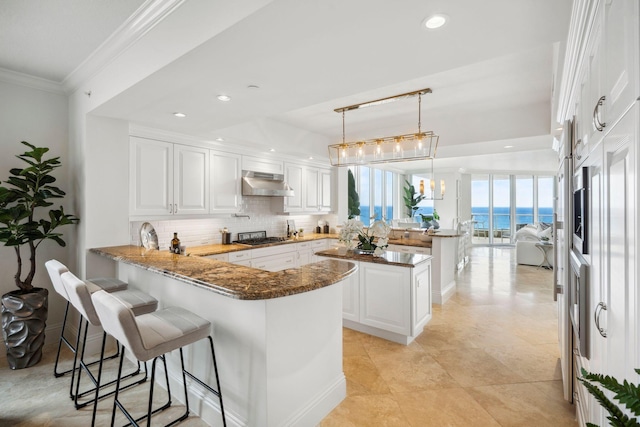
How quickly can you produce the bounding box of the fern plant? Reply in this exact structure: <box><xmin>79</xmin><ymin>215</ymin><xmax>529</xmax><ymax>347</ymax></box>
<box><xmin>579</xmin><ymin>367</ymin><xmax>640</xmax><ymax>427</ymax></box>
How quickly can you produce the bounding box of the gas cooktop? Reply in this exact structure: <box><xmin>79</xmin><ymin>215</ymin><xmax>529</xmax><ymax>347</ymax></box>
<box><xmin>233</xmin><ymin>231</ymin><xmax>287</xmax><ymax>246</ymax></box>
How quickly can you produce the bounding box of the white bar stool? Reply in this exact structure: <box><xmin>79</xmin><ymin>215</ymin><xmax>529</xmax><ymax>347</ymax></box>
<box><xmin>45</xmin><ymin>260</ymin><xmax>128</xmax><ymax>383</ymax></box>
<box><xmin>91</xmin><ymin>289</ymin><xmax>226</xmax><ymax>427</ymax></box>
<box><xmin>61</xmin><ymin>271</ymin><xmax>158</xmax><ymax>424</ymax></box>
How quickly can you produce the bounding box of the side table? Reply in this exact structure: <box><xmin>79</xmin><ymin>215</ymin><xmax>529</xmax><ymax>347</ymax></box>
<box><xmin>535</xmin><ymin>242</ymin><xmax>554</xmax><ymax>269</ymax></box>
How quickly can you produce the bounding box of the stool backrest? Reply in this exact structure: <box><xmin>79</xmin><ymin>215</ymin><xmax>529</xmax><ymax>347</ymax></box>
<box><xmin>91</xmin><ymin>290</ymin><xmax>145</xmax><ymax>360</ymax></box>
<box><xmin>45</xmin><ymin>259</ymin><xmax>69</xmax><ymax>300</ymax></box>
<box><xmin>61</xmin><ymin>271</ymin><xmax>101</xmax><ymax>326</ymax></box>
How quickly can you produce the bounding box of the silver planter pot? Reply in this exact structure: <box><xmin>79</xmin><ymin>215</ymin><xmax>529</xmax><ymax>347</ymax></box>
<box><xmin>1</xmin><ymin>288</ymin><xmax>48</xmax><ymax>369</ymax></box>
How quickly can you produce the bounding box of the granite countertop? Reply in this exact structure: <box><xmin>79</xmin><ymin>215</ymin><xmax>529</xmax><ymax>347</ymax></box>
<box><xmin>386</xmin><ymin>238</ymin><xmax>432</xmax><ymax>248</ymax></box>
<box><xmin>90</xmin><ymin>245</ymin><xmax>356</xmax><ymax>301</ymax></box>
<box><xmin>316</xmin><ymin>247</ymin><xmax>432</xmax><ymax>268</ymax></box>
<box><xmin>186</xmin><ymin>233</ymin><xmax>341</xmax><ymax>257</ymax></box>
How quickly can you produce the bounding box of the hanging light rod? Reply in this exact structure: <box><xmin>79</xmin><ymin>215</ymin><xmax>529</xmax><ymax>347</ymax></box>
<box><xmin>334</xmin><ymin>88</ymin><xmax>432</xmax><ymax>113</ymax></box>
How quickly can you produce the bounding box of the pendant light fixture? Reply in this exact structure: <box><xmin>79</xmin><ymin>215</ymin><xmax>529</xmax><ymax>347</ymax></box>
<box><xmin>418</xmin><ymin>158</ymin><xmax>445</xmax><ymax>200</ymax></box>
<box><xmin>328</xmin><ymin>88</ymin><xmax>439</xmax><ymax>166</ymax></box>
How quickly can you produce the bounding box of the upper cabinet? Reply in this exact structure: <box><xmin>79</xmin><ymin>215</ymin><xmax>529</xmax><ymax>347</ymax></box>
<box><xmin>283</xmin><ymin>162</ymin><xmax>333</xmax><ymax>214</ymax></box>
<box><xmin>130</xmin><ymin>137</ymin><xmax>209</xmax><ymax>216</ymax></box>
<box><xmin>572</xmin><ymin>0</ymin><xmax>639</xmax><ymax>167</ymax></box>
<box><xmin>210</xmin><ymin>150</ymin><xmax>241</xmax><ymax>213</ymax></box>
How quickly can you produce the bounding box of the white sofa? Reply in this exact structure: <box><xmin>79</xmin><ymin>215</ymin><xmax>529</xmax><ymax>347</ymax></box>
<box><xmin>515</xmin><ymin>224</ymin><xmax>554</xmax><ymax>267</ymax></box>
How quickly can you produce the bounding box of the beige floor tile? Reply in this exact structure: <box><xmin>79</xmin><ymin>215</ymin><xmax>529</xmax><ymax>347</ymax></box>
<box><xmin>344</xmin><ymin>354</ymin><xmax>390</xmax><ymax>396</ymax></box>
<box><xmin>466</xmin><ymin>381</ymin><xmax>577</xmax><ymax>427</ymax></box>
<box><xmin>368</xmin><ymin>348</ymin><xmax>460</xmax><ymax>392</ymax></box>
<box><xmin>483</xmin><ymin>344</ymin><xmax>563</xmax><ymax>381</ymax></box>
<box><xmin>319</xmin><ymin>394</ymin><xmax>411</xmax><ymax>427</ymax></box>
<box><xmin>393</xmin><ymin>388</ymin><xmax>501</xmax><ymax>427</ymax></box>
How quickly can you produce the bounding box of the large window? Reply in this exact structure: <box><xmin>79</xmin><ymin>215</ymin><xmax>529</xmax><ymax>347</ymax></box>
<box><xmin>352</xmin><ymin>166</ymin><xmax>396</xmax><ymax>226</ymax></box>
<box><xmin>471</xmin><ymin>173</ymin><xmax>555</xmax><ymax>245</ymax></box>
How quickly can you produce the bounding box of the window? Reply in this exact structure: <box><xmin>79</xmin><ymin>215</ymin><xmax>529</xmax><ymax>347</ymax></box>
<box><xmin>352</xmin><ymin>166</ymin><xmax>396</xmax><ymax>226</ymax></box>
<box><xmin>471</xmin><ymin>173</ymin><xmax>555</xmax><ymax>245</ymax></box>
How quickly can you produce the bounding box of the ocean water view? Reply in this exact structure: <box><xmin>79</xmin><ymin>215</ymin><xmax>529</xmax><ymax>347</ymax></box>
<box><xmin>356</xmin><ymin>206</ymin><xmax>553</xmax><ymax>230</ymax></box>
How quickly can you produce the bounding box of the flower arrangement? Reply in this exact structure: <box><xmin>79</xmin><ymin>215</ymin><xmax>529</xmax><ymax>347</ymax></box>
<box><xmin>339</xmin><ymin>218</ymin><xmax>391</xmax><ymax>255</ymax></box>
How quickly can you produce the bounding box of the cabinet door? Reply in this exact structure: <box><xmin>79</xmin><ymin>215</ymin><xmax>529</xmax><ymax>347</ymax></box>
<box><xmin>342</xmin><ymin>268</ymin><xmax>360</xmax><ymax>322</ymax></box>
<box><xmin>603</xmin><ymin>0</ymin><xmax>639</xmax><ymax>125</ymax></box>
<box><xmin>585</xmin><ymin>9</ymin><xmax>605</xmax><ymax>153</ymax></box>
<box><xmin>603</xmin><ymin>103</ymin><xmax>637</xmax><ymax>382</ymax></box>
<box><xmin>360</xmin><ymin>263</ymin><xmax>410</xmax><ymax>335</ymax></box>
<box><xmin>174</xmin><ymin>144</ymin><xmax>209</xmax><ymax>215</ymax></box>
<box><xmin>284</xmin><ymin>163</ymin><xmax>303</xmax><ymax>212</ymax></box>
<box><xmin>252</xmin><ymin>253</ymin><xmax>296</xmax><ymax>271</ymax></box>
<box><xmin>413</xmin><ymin>261</ymin><xmax>432</xmax><ymax>333</ymax></box>
<box><xmin>210</xmin><ymin>150</ymin><xmax>241</xmax><ymax>213</ymax></box>
<box><xmin>304</xmin><ymin>167</ymin><xmax>319</xmax><ymax>211</ymax></box>
<box><xmin>320</xmin><ymin>169</ymin><xmax>332</xmax><ymax>211</ymax></box>
<box><xmin>130</xmin><ymin>137</ymin><xmax>173</xmax><ymax>215</ymax></box>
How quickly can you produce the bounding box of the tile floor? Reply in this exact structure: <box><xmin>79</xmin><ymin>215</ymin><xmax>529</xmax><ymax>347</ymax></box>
<box><xmin>1</xmin><ymin>246</ymin><xmax>577</xmax><ymax>426</ymax></box>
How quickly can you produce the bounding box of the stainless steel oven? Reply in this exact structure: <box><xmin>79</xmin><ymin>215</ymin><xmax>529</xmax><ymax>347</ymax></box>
<box><xmin>573</xmin><ymin>166</ymin><xmax>589</xmax><ymax>254</ymax></box>
<box><xmin>569</xmin><ymin>249</ymin><xmax>589</xmax><ymax>359</ymax></box>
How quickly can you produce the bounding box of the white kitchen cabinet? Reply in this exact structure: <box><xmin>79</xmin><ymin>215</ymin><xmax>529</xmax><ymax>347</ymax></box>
<box><xmin>386</xmin><ymin>244</ymin><xmax>431</xmax><ymax>255</ymax></box>
<box><xmin>304</xmin><ymin>167</ymin><xmax>320</xmax><ymax>211</ymax></box>
<box><xmin>310</xmin><ymin>239</ymin><xmax>328</xmax><ymax>263</ymax></box>
<box><xmin>210</xmin><ymin>150</ymin><xmax>242</xmax><ymax>213</ymax></box>
<box><xmin>296</xmin><ymin>242</ymin><xmax>313</xmax><ymax>266</ymax></box>
<box><xmin>252</xmin><ymin>252</ymin><xmax>296</xmax><ymax>271</ymax></box>
<box><xmin>173</xmin><ymin>144</ymin><xmax>209</xmax><ymax>215</ymax></box>
<box><xmin>228</xmin><ymin>250</ymin><xmax>252</xmax><ymax>265</ymax></box>
<box><xmin>341</xmin><ymin>271</ymin><xmax>360</xmax><ymax>322</ymax></box>
<box><xmin>602</xmin><ymin>103</ymin><xmax>637</xmax><ymax>384</ymax></box>
<box><xmin>283</xmin><ymin>163</ymin><xmax>304</xmax><ymax>212</ymax></box>
<box><xmin>282</xmin><ymin>163</ymin><xmax>333</xmax><ymax>214</ymax></box>
<box><xmin>130</xmin><ymin>137</ymin><xmax>173</xmax><ymax>215</ymax></box>
<box><xmin>413</xmin><ymin>262</ymin><xmax>432</xmax><ymax>327</ymax></box>
<box><xmin>203</xmin><ymin>253</ymin><xmax>229</xmax><ymax>262</ymax></box>
<box><xmin>360</xmin><ymin>263</ymin><xmax>411</xmax><ymax>335</ymax></box>
<box><xmin>603</xmin><ymin>0</ymin><xmax>639</xmax><ymax>129</ymax></box>
<box><xmin>242</xmin><ymin>155</ymin><xmax>283</xmax><ymax>174</ymax></box>
<box><xmin>320</xmin><ymin>169</ymin><xmax>332</xmax><ymax>211</ymax></box>
<box><xmin>130</xmin><ymin>137</ymin><xmax>209</xmax><ymax>216</ymax></box>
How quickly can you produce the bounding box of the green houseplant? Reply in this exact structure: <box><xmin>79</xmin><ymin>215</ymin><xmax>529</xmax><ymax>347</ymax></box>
<box><xmin>403</xmin><ymin>180</ymin><xmax>425</xmax><ymax>219</ymax></box>
<box><xmin>0</xmin><ymin>141</ymin><xmax>79</xmax><ymax>369</ymax></box>
<box><xmin>579</xmin><ymin>367</ymin><xmax>640</xmax><ymax>427</ymax></box>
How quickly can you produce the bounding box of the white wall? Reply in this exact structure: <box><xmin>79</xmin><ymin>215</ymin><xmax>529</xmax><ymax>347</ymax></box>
<box><xmin>0</xmin><ymin>80</ymin><xmax>74</xmax><ymax>350</ymax></box>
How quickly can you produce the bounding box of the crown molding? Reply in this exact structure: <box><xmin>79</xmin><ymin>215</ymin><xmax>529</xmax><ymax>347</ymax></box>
<box><xmin>62</xmin><ymin>0</ymin><xmax>186</xmax><ymax>93</ymax></box>
<box><xmin>0</xmin><ymin>67</ymin><xmax>64</xmax><ymax>94</ymax></box>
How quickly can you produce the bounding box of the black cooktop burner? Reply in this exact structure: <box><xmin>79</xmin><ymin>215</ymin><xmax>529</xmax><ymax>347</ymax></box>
<box><xmin>233</xmin><ymin>231</ymin><xmax>287</xmax><ymax>246</ymax></box>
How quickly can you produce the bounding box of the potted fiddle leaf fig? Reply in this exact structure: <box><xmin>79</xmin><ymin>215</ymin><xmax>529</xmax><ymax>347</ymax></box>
<box><xmin>403</xmin><ymin>180</ymin><xmax>425</xmax><ymax>219</ymax></box>
<box><xmin>0</xmin><ymin>141</ymin><xmax>79</xmax><ymax>369</ymax></box>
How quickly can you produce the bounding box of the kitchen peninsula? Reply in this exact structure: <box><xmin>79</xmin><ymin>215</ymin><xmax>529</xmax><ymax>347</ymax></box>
<box><xmin>316</xmin><ymin>247</ymin><xmax>433</xmax><ymax>345</ymax></box>
<box><xmin>90</xmin><ymin>245</ymin><xmax>356</xmax><ymax>427</ymax></box>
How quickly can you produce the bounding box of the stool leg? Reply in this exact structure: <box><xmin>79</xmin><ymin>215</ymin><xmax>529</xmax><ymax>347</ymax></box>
<box><xmin>207</xmin><ymin>336</ymin><xmax>226</xmax><ymax>427</ymax></box>
<box><xmin>73</xmin><ymin>319</ymin><xmax>91</xmax><ymax>408</ymax></box>
<box><xmin>53</xmin><ymin>301</ymin><xmax>71</xmax><ymax>377</ymax></box>
<box><xmin>91</xmin><ymin>331</ymin><xmax>108</xmax><ymax>427</ymax></box>
<box><xmin>69</xmin><ymin>316</ymin><xmax>84</xmax><ymax>399</ymax></box>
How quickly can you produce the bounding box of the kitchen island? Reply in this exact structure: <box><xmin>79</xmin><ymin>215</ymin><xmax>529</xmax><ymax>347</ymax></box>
<box><xmin>316</xmin><ymin>247</ymin><xmax>432</xmax><ymax>345</ymax></box>
<box><xmin>90</xmin><ymin>245</ymin><xmax>356</xmax><ymax>427</ymax></box>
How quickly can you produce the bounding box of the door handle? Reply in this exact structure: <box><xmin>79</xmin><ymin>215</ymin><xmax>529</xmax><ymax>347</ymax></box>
<box><xmin>169</xmin><ymin>204</ymin><xmax>173</xmax><ymax>214</ymax></box>
<box><xmin>594</xmin><ymin>302</ymin><xmax>607</xmax><ymax>337</ymax></box>
<box><xmin>593</xmin><ymin>95</ymin><xmax>606</xmax><ymax>132</ymax></box>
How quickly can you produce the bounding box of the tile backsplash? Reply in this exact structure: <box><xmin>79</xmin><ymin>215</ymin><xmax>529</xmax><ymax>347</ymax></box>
<box><xmin>130</xmin><ymin>197</ymin><xmax>338</xmax><ymax>250</ymax></box>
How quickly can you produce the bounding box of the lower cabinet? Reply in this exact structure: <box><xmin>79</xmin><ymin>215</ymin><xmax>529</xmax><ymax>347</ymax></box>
<box><xmin>338</xmin><ymin>258</ymin><xmax>432</xmax><ymax>345</ymax></box>
<box><xmin>252</xmin><ymin>252</ymin><xmax>296</xmax><ymax>271</ymax></box>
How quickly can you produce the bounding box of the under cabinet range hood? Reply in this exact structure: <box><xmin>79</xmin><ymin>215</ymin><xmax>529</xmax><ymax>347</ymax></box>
<box><xmin>241</xmin><ymin>170</ymin><xmax>295</xmax><ymax>197</ymax></box>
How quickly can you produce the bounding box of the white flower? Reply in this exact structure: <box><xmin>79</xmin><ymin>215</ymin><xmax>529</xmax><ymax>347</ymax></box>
<box><xmin>338</xmin><ymin>218</ymin><xmax>390</xmax><ymax>254</ymax></box>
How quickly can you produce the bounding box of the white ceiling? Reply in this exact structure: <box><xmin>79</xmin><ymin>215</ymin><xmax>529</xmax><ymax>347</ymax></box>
<box><xmin>0</xmin><ymin>0</ymin><xmax>572</xmax><ymax>173</ymax></box>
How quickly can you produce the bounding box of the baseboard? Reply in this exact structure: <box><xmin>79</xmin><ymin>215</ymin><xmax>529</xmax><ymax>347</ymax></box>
<box><xmin>433</xmin><ymin>279</ymin><xmax>456</xmax><ymax>305</ymax></box>
<box><xmin>282</xmin><ymin>373</ymin><xmax>346</xmax><ymax>426</ymax></box>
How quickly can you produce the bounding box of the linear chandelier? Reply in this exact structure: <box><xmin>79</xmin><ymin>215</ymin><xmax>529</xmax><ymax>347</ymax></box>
<box><xmin>328</xmin><ymin>88</ymin><xmax>439</xmax><ymax>167</ymax></box>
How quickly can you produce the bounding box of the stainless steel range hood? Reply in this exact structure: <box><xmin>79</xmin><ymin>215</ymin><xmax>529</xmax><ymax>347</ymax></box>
<box><xmin>241</xmin><ymin>170</ymin><xmax>295</xmax><ymax>197</ymax></box>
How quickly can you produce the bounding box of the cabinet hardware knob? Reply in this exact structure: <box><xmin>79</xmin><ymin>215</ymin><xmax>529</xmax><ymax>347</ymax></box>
<box><xmin>169</xmin><ymin>204</ymin><xmax>173</xmax><ymax>214</ymax></box>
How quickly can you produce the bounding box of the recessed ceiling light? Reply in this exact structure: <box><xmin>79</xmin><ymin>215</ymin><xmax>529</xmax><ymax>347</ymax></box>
<box><xmin>247</xmin><ymin>84</ymin><xmax>260</xmax><ymax>89</ymax></box>
<box><xmin>217</xmin><ymin>95</ymin><xmax>231</xmax><ymax>102</ymax></box>
<box><xmin>423</xmin><ymin>14</ymin><xmax>449</xmax><ymax>30</ymax></box>
<box><xmin>269</xmin><ymin>148</ymin><xmax>275</xmax><ymax>152</ymax></box>
<box><xmin>173</xmin><ymin>112</ymin><xmax>186</xmax><ymax>118</ymax></box>
<box><xmin>504</xmin><ymin>145</ymin><xmax>513</xmax><ymax>149</ymax></box>
<box><xmin>215</xmin><ymin>137</ymin><xmax>224</xmax><ymax>142</ymax></box>
<box><xmin>308</xmin><ymin>156</ymin><xmax>314</xmax><ymax>160</ymax></box>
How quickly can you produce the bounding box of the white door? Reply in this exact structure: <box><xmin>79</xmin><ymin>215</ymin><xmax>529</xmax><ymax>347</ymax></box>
<box><xmin>210</xmin><ymin>150</ymin><xmax>241</xmax><ymax>213</ymax></box>
<box><xmin>359</xmin><ymin>263</ymin><xmax>410</xmax><ymax>335</ymax></box>
<box><xmin>130</xmin><ymin>137</ymin><xmax>173</xmax><ymax>215</ymax></box>
<box><xmin>173</xmin><ymin>144</ymin><xmax>209</xmax><ymax>215</ymax></box>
